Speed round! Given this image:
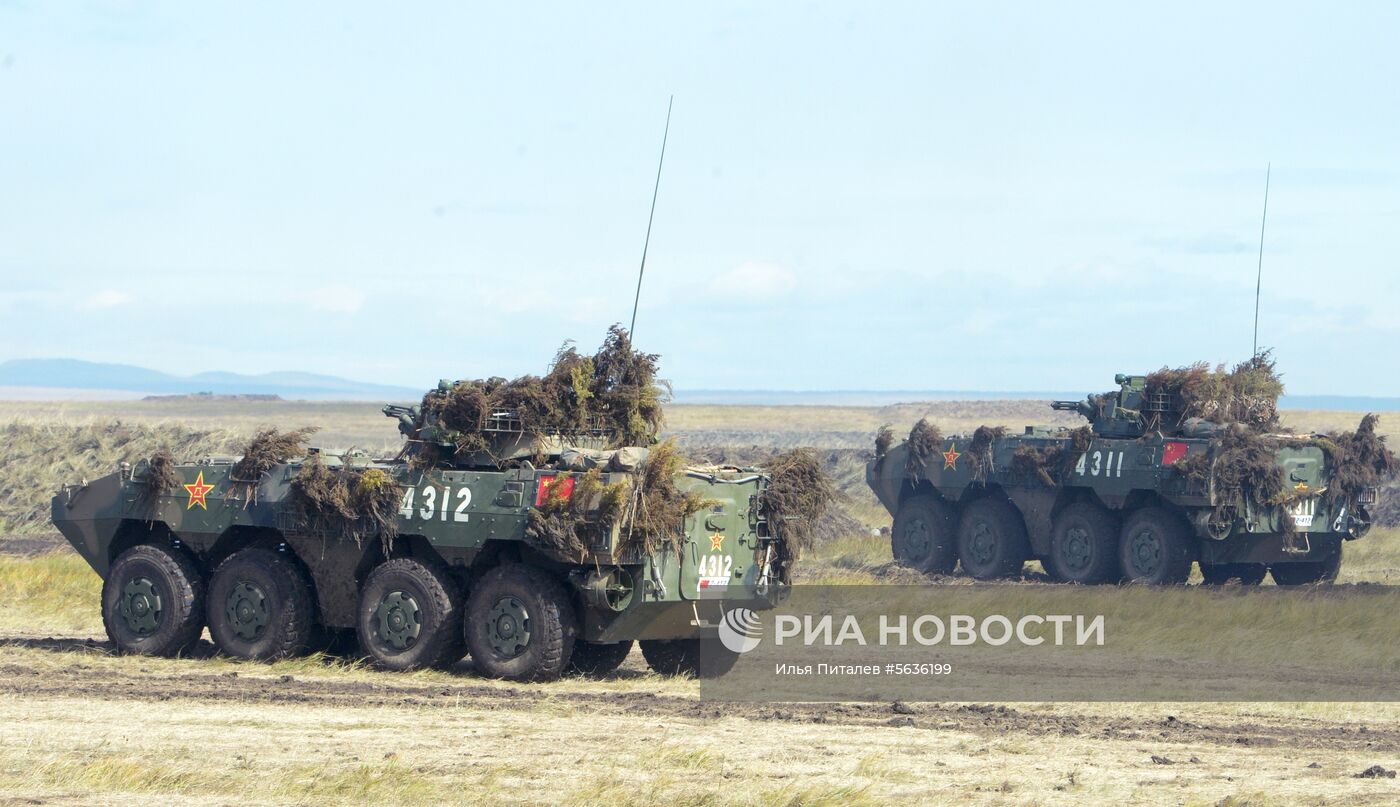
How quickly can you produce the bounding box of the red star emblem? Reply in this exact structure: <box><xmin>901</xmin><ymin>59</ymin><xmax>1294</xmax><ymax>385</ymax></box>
<box><xmin>942</xmin><ymin>442</ymin><xmax>961</xmax><ymax>470</ymax></box>
<box><xmin>184</xmin><ymin>471</ymin><xmax>214</xmax><ymax>510</ymax></box>
<box><xmin>709</xmin><ymin>534</ymin><xmax>725</xmax><ymax>551</ymax></box>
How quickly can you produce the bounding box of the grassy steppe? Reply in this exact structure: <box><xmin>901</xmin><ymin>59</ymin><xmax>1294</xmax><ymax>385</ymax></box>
<box><xmin>1</xmin><ymin>399</ymin><xmax>1398</xmax><ymax>805</ymax></box>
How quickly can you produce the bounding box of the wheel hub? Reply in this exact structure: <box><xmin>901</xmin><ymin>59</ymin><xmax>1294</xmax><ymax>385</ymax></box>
<box><xmin>968</xmin><ymin>521</ymin><xmax>996</xmax><ymax>564</ymax></box>
<box><xmin>1062</xmin><ymin>526</ymin><xmax>1091</xmax><ymax>570</ymax></box>
<box><xmin>1130</xmin><ymin>529</ymin><xmax>1162</xmax><ymax>572</ymax></box>
<box><xmin>485</xmin><ymin>596</ymin><xmax>531</xmax><ymax>658</ymax></box>
<box><xmin>225</xmin><ymin>581</ymin><xmax>270</xmax><ymax>641</ymax></box>
<box><xmin>900</xmin><ymin>517</ymin><xmax>931</xmax><ymax>561</ymax></box>
<box><xmin>120</xmin><ymin>577</ymin><xmax>162</xmax><ymax>636</ymax></box>
<box><xmin>373</xmin><ymin>591</ymin><xmax>422</xmax><ymax>651</ymax></box>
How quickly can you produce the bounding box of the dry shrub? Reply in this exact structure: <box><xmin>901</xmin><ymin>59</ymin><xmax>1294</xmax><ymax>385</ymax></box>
<box><xmin>1068</xmin><ymin>425</ymin><xmax>1093</xmax><ymax>462</ymax></box>
<box><xmin>290</xmin><ymin>457</ymin><xmax>403</xmax><ymax>550</ymax></box>
<box><xmin>591</xmin><ymin>325</ymin><xmax>666</xmax><ymax>445</ymax></box>
<box><xmin>1376</xmin><ymin>484</ymin><xmax>1400</xmax><ymax>527</ymax></box>
<box><xmin>1015</xmin><ymin>425</ymin><xmax>1094</xmax><ymax>488</ymax></box>
<box><xmin>1145</xmin><ymin>351</ymin><xmax>1284</xmax><ymax>431</ymax></box>
<box><xmin>136</xmin><ymin>450</ymin><xmax>180</xmax><ymax>509</ymax></box>
<box><xmin>0</xmin><ymin>420</ymin><xmax>245</xmax><ymax>532</ymax></box>
<box><xmin>525</xmin><ymin>468</ymin><xmax>630</xmax><ymax>560</ymax></box>
<box><xmin>290</xmin><ymin>456</ymin><xmax>355</xmax><ymax>530</ymax></box>
<box><xmin>759</xmin><ymin>449</ymin><xmax>835</xmax><ymax>563</ymax></box>
<box><xmin>1173</xmin><ymin>451</ymin><xmax>1213</xmax><ymax>491</ymax></box>
<box><xmin>1011</xmin><ymin>445</ymin><xmax>1058</xmax><ymax>487</ymax></box>
<box><xmin>966</xmin><ymin>425</ymin><xmax>1007</xmax><ymax>481</ymax></box>
<box><xmin>616</xmin><ymin>439</ymin><xmax>708</xmax><ymax>556</ymax></box>
<box><xmin>411</xmin><ymin>325</ymin><xmax>665</xmax><ymax>467</ymax></box>
<box><xmin>351</xmin><ymin>468</ymin><xmax>404</xmax><ymax>546</ymax></box>
<box><xmin>232</xmin><ymin>427</ymin><xmax>318</xmax><ymax>481</ymax></box>
<box><xmin>904</xmin><ymin>418</ymin><xmax>942</xmax><ymax>482</ymax></box>
<box><xmin>1318</xmin><ymin>414</ymin><xmax>1399</xmax><ymax>508</ymax></box>
<box><xmin>874</xmin><ymin>425</ymin><xmax>894</xmax><ymax>459</ymax></box>
<box><xmin>1208</xmin><ymin>426</ymin><xmax>1291</xmax><ymax>525</ymax></box>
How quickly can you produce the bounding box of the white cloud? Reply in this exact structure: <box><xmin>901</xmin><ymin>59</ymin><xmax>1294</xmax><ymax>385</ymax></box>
<box><xmin>304</xmin><ymin>286</ymin><xmax>367</xmax><ymax>314</ymax></box>
<box><xmin>708</xmin><ymin>262</ymin><xmax>798</xmax><ymax>300</ymax></box>
<box><xmin>76</xmin><ymin>290</ymin><xmax>134</xmax><ymax>310</ymax></box>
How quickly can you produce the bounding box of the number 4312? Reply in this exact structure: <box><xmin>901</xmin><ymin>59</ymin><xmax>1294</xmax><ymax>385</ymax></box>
<box><xmin>398</xmin><ymin>485</ymin><xmax>472</xmax><ymax>522</ymax></box>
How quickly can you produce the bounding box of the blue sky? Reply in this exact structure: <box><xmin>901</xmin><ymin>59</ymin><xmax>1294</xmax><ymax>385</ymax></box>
<box><xmin>1</xmin><ymin>2</ymin><xmax>1397</xmax><ymax>395</ymax></box>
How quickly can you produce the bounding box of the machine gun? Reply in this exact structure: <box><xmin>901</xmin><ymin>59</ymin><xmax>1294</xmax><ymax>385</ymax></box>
<box><xmin>1051</xmin><ymin>399</ymin><xmax>1096</xmax><ymax>421</ymax></box>
<box><xmin>382</xmin><ymin>404</ymin><xmax>419</xmax><ymax>437</ymax></box>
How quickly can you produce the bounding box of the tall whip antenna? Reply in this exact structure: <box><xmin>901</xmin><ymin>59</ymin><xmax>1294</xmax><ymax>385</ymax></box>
<box><xmin>1252</xmin><ymin>162</ymin><xmax>1271</xmax><ymax>357</ymax></box>
<box><xmin>629</xmin><ymin>95</ymin><xmax>673</xmax><ymax>338</ymax></box>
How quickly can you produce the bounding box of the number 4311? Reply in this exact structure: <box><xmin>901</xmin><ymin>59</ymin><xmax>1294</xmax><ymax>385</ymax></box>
<box><xmin>1075</xmin><ymin>450</ymin><xmax>1124</xmax><ymax>478</ymax></box>
<box><xmin>398</xmin><ymin>485</ymin><xmax>472</xmax><ymax>522</ymax></box>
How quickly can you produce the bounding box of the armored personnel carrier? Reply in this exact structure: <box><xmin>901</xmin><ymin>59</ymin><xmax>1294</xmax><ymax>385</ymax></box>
<box><xmin>868</xmin><ymin>372</ymin><xmax>1389</xmax><ymax>586</ymax></box>
<box><xmin>51</xmin><ymin>414</ymin><xmax>788</xmax><ymax>680</ymax></box>
<box><xmin>51</xmin><ymin>332</ymin><xmax>810</xmax><ymax>681</ymax></box>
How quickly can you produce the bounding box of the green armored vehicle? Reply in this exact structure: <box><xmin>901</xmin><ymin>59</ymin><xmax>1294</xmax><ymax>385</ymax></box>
<box><xmin>868</xmin><ymin>370</ymin><xmax>1391</xmax><ymax>586</ymax></box>
<box><xmin>52</xmin><ymin>419</ymin><xmax>785</xmax><ymax>680</ymax></box>
<box><xmin>52</xmin><ymin>332</ymin><xmax>804</xmax><ymax>681</ymax></box>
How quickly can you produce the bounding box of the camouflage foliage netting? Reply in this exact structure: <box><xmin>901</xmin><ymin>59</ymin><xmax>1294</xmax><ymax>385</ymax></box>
<box><xmin>136</xmin><ymin>449</ymin><xmax>180</xmax><ymax>511</ymax></box>
<box><xmin>758</xmin><ymin>448</ymin><xmax>835</xmax><ymax>563</ymax></box>
<box><xmin>289</xmin><ymin>456</ymin><xmax>404</xmax><ymax>550</ymax></box>
<box><xmin>412</xmin><ymin>325</ymin><xmax>666</xmax><ymax>464</ymax></box>
<box><xmin>1146</xmin><ymin>352</ymin><xmax>1285</xmax><ymax>432</ymax></box>
<box><xmin>903</xmin><ymin>418</ymin><xmax>942</xmax><ymax>482</ymax></box>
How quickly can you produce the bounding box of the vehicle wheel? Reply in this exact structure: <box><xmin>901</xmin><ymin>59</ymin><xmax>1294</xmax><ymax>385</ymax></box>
<box><xmin>640</xmin><ymin>638</ymin><xmax>740</xmax><ymax>679</ymax></box>
<box><xmin>891</xmin><ymin>495</ymin><xmax>958</xmax><ymax>573</ymax></box>
<box><xmin>207</xmin><ymin>548</ymin><xmax>313</xmax><ymax>661</ymax></box>
<box><xmin>566</xmin><ymin>639</ymin><xmax>634</xmax><ymax>678</ymax></box>
<box><xmin>1119</xmin><ymin>507</ymin><xmax>1194</xmax><ymax>585</ymax></box>
<box><xmin>1200</xmin><ymin>563</ymin><xmax>1267</xmax><ymax>586</ymax></box>
<box><xmin>357</xmin><ymin>558</ymin><xmax>465</xmax><ymax>671</ymax></box>
<box><xmin>1270</xmin><ymin>547</ymin><xmax>1342</xmax><ymax>586</ymax></box>
<box><xmin>955</xmin><ymin>498</ymin><xmax>1030</xmax><ymax>580</ymax></box>
<box><xmin>465</xmin><ymin>564</ymin><xmax>576</xmax><ymax>681</ymax></box>
<box><xmin>1048</xmin><ymin>502</ymin><xmax>1120</xmax><ymax>584</ymax></box>
<box><xmin>102</xmin><ymin>544</ymin><xmax>206</xmax><ymax>657</ymax></box>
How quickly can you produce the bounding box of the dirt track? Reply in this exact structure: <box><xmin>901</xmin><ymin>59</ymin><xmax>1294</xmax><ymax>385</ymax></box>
<box><xmin>1</xmin><ymin>635</ymin><xmax>1395</xmax><ymax>758</ymax></box>
<box><xmin>0</xmin><ymin>532</ymin><xmax>65</xmax><ymax>557</ymax></box>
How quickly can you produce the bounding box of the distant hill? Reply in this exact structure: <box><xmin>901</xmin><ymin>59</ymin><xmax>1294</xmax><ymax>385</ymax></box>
<box><xmin>670</xmin><ymin>389</ymin><xmax>1400</xmax><ymax>411</ymax></box>
<box><xmin>4</xmin><ymin>359</ymin><xmax>1399</xmax><ymax>410</ymax></box>
<box><xmin>0</xmin><ymin>359</ymin><xmax>420</xmax><ymax>401</ymax></box>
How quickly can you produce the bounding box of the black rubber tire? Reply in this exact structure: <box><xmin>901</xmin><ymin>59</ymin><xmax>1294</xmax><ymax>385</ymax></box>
<box><xmin>465</xmin><ymin>564</ymin><xmax>576</xmax><ymax>682</ymax></box>
<box><xmin>207</xmin><ymin>548</ymin><xmax>314</xmax><ymax>661</ymax></box>
<box><xmin>1047</xmin><ymin>502</ymin><xmax>1121</xmax><ymax>584</ymax></box>
<box><xmin>1200</xmin><ymin>563</ymin><xmax>1267</xmax><ymax>586</ymax></box>
<box><xmin>955</xmin><ymin>498</ymin><xmax>1030</xmax><ymax>580</ymax></box>
<box><xmin>565</xmin><ymin>639</ymin><xmax>634</xmax><ymax>678</ymax></box>
<box><xmin>639</xmin><ymin>638</ymin><xmax>741</xmax><ymax>679</ymax></box>
<box><xmin>891</xmin><ymin>495</ymin><xmax>958</xmax><ymax>574</ymax></box>
<box><xmin>356</xmin><ymin>558</ymin><xmax>465</xmax><ymax>671</ymax></box>
<box><xmin>1119</xmin><ymin>507</ymin><xmax>1194</xmax><ymax>585</ymax></box>
<box><xmin>1270</xmin><ymin>547</ymin><xmax>1342</xmax><ymax>586</ymax></box>
<box><xmin>102</xmin><ymin>544</ymin><xmax>206</xmax><ymax>657</ymax></box>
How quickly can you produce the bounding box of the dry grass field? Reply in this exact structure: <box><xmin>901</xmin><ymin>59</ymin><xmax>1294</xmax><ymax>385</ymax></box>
<box><xmin>1</xmin><ymin>399</ymin><xmax>1398</xmax><ymax>805</ymax></box>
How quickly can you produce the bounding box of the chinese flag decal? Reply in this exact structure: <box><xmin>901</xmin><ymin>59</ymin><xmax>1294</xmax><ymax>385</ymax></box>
<box><xmin>535</xmin><ymin>475</ymin><xmax>577</xmax><ymax>506</ymax></box>
<box><xmin>1162</xmin><ymin>442</ymin><xmax>1189</xmax><ymax>466</ymax></box>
